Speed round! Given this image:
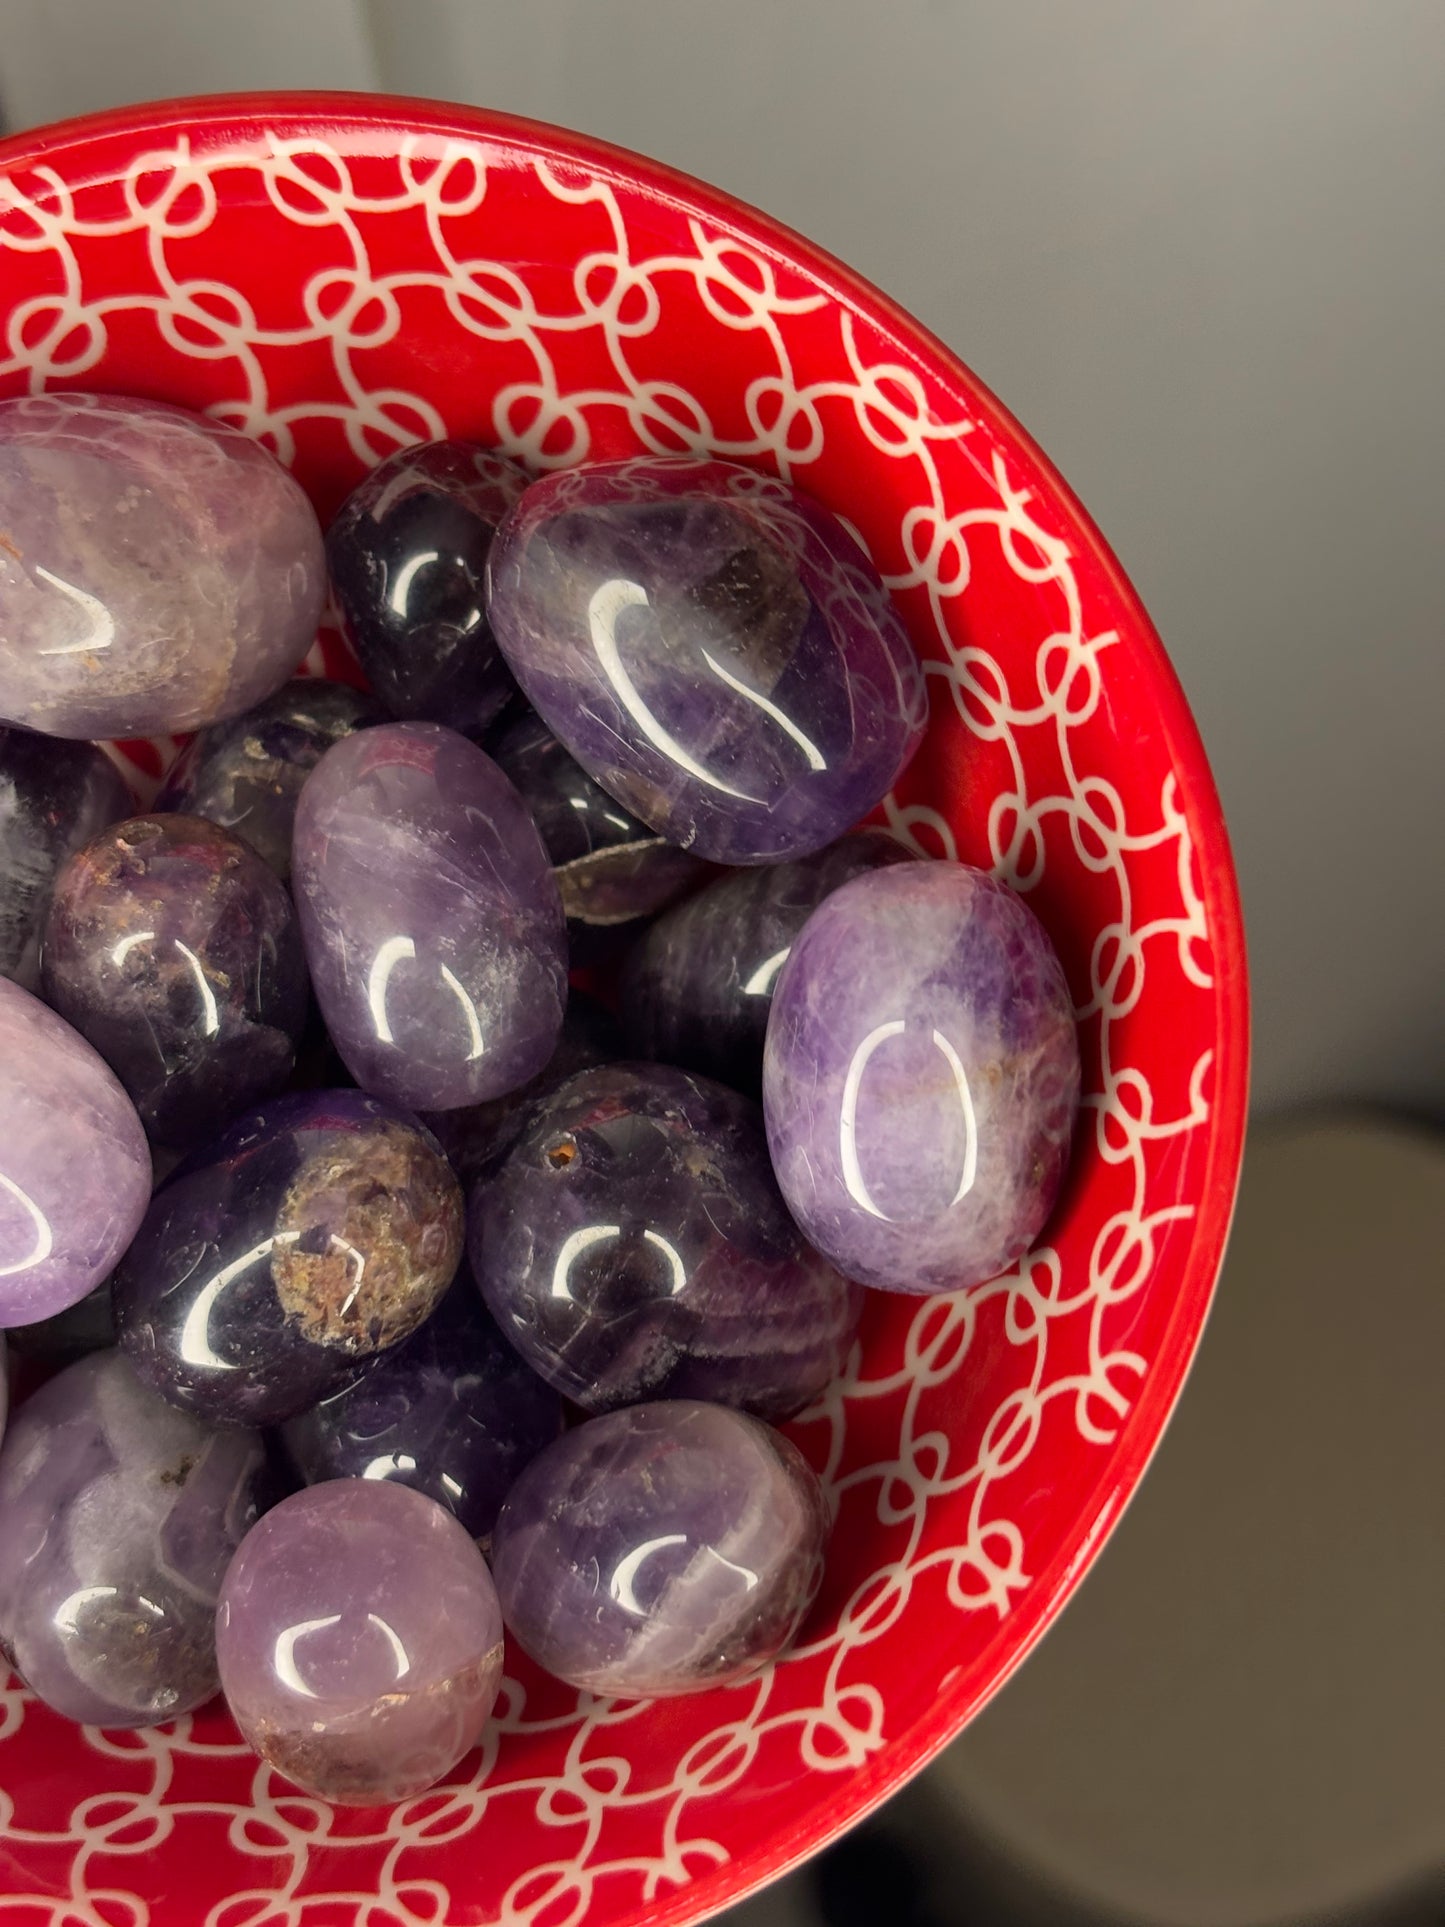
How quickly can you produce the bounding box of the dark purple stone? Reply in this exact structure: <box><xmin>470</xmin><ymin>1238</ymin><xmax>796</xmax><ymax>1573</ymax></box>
<box><xmin>280</xmin><ymin>1272</ymin><xmax>562</xmax><ymax>1545</ymax></box>
<box><xmin>326</xmin><ymin>440</ymin><xmax>528</xmax><ymax>736</ymax></box>
<box><xmin>763</xmin><ymin>863</ymin><xmax>1082</xmax><ymax>1294</ymax></box>
<box><xmin>486</xmin><ymin>456</ymin><xmax>927</xmax><ymax>864</ymax></box>
<box><xmin>154</xmin><ymin>677</ymin><xmax>383</xmax><ymax>880</ymax></box>
<box><xmin>0</xmin><ymin>726</ymin><xmax>132</xmax><ymax>990</ymax></box>
<box><xmin>40</xmin><ymin>814</ymin><xmax>309</xmax><ymax>1148</ymax></box>
<box><xmin>292</xmin><ymin>723</ymin><xmax>567</xmax><ymax>1112</ymax></box>
<box><xmin>114</xmin><ymin>1090</ymin><xmax>464</xmax><ymax>1428</ymax></box>
<box><xmin>470</xmin><ymin>1062</ymin><xmax>862</xmax><ymax>1420</ymax></box>
<box><xmin>620</xmin><ymin>829</ymin><xmax>915</xmax><ymax>1097</ymax></box>
<box><xmin>5</xmin><ymin>1278</ymin><xmax>116</xmax><ymax>1369</ymax></box>
<box><xmin>491</xmin><ymin>1400</ymin><xmax>829</xmax><ymax>1697</ymax></box>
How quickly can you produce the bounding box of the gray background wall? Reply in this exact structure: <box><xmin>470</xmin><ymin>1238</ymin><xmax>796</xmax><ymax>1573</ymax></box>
<box><xmin>3</xmin><ymin>0</ymin><xmax>1441</xmax><ymax>1117</ymax></box>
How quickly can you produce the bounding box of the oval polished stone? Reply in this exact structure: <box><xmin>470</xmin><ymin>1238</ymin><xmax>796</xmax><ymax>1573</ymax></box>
<box><xmin>763</xmin><ymin>863</ymin><xmax>1081</xmax><ymax>1294</ymax></box>
<box><xmin>327</xmin><ymin>440</ymin><xmax>527</xmax><ymax>736</ymax></box>
<box><xmin>41</xmin><ymin>814</ymin><xmax>310</xmax><ymax>1147</ymax></box>
<box><xmin>293</xmin><ymin>723</ymin><xmax>567</xmax><ymax>1111</ymax></box>
<box><xmin>218</xmin><ymin>1479</ymin><xmax>505</xmax><ymax>1804</ymax></box>
<box><xmin>0</xmin><ymin>393</ymin><xmax>325</xmax><ymax>739</ymax></box>
<box><xmin>0</xmin><ymin>726</ymin><xmax>132</xmax><ymax>990</ymax></box>
<box><xmin>491</xmin><ymin>1401</ymin><xmax>829</xmax><ymax>1698</ymax></box>
<box><xmin>155</xmin><ymin>678</ymin><xmax>383</xmax><ymax>880</ymax></box>
<box><xmin>621</xmin><ymin>829</ymin><xmax>915</xmax><ymax>1097</ymax></box>
<box><xmin>114</xmin><ymin>1091</ymin><xmax>464</xmax><ymax>1428</ymax></box>
<box><xmin>487</xmin><ymin>456</ymin><xmax>928</xmax><ymax>864</ymax></box>
<box><xmin>470</xmin><ymin>1063</ymin><xmax>863</xmax><ymax>1420</ymax></box>
<box><xmin>0</xmin><ymin>1350</ymin><xmax>266</xmax><ymax>1727</ymax></box>
<box><xmin>0</xmin><ymin>977</ymin><xmax>150</xmax><ymax>1329</ymax></box>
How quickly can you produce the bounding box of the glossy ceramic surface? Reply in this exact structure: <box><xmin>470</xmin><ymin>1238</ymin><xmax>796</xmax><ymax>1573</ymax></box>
<box><xmin>0</xmin><ymin>92</ymin><xmax>1247</xmax><ymax>1927</ymax></box>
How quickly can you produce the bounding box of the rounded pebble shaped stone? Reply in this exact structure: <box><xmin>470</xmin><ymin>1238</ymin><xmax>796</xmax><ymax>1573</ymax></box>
<box><xmin>0</xmin><ymin>1350</ymin><xmax>266</xmax><ymax>1727</ymax></box>
<box><xmin>41</xmin><ymin>814</ymin><xmax>310</xmax><ymax>1147</ymax></box>
<box><xmin>154</xmin><ymin>677</ymin><xmax>383</xmax><ymax>879</ymax></box>
<box><xmin>0</xmin><ymin>393</ymin><xmax>325</xmax><ymax>738</ymax></box>
<box><xmin>326</xmin><ymin>440</ymin><xmax>527</xmax><ymax>736</ymax></box>
<box><xmin>0</xmin><ymin>977</ymin><xmax>150</xmax><ymax>1328</ymax></box>
<box><xmin>293</xmin><ymin>723</ymin><xmax>567</xmax><ymax>1111</ymax></box>
<box><xmin>491</xmin><ymin>1400</ymin><xmax>829</xmax><ymax>1698</ymax></box>
<box><xmin>487</xmin><ymin>456</ymin><xmax>927</xmax><ymax>864</ymax></box>
<box><xmin>218</xmin><ymin>1479</ymin><xmax>505</xmax><ymax>1804</ymax></box>
<box><xmin>0</xmin><ymin>725</ymin><xmax>132</xmax><ymax>990</ymax></box>
<box><xmin>621</xmin><ymin>829</ymin><xmax>915</xmax><ymax>1097</ymax></box>
<box><xmin>114</xmin><ymin>1091</ymin><xmax>464</xmax><ymax>1428</ymax></box>
<box><xmin>280</xmin><ymin>1272</ymin><xmax>562</xmax><ymax>1545</ymax></box>
<box><xmin>471</xmin><ymin>1063</ymin><xmax>862</xmax><ymax>1420</ymax></box>
<box><xmin>764</xmin><ymin>863</ymin><xmax>1081</xmax><ymax>1294</ymax></box>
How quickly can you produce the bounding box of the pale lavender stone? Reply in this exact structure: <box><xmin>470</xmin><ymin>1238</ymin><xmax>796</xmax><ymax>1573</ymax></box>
<box><xmin>491</xmin><ymin>1400</ymin><xmax>829</xmax><ymax>1698</ymax></box>
<box><xmin>0</xmin><ymin>1350</ymin><xmax>266</xmax><ymax>1727</ymax></box>
<box><xmin>486</xmin><ymin>456</ymin><xmax>928</xmax><ymax>864</ymax></box>
<box><xmin>0</xmin><ymin>394</ymin><xmax>325</xmax><ymax>739</ymax></box>
<box><xmin>0</xmin><ymin>977</ymin><xmax>150</xmax><ymax>1328</ymax></box>
<box><xmin>217</xmin><ymin>1479</ymin><xmax>505</xmax><ymax>1804</ymax></box>
<box><xmin>763</xmin><ymin>863</ymin><xmax>1081</xmax><ymax>1294</ymax></box>
<box><xmin>293</xmin><ymin>723</ymin><xmax>567</xmax><ymax>1111</ymax></box>
<box><xmin>471</xmin><ymin>1062</ymin><xmax>863</xmax><ymax>1420</ymax></box>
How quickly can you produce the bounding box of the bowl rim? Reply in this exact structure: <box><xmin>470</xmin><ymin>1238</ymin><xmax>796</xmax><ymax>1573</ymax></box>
<box><xmin>0</xmin><ymin>88</ymin><xmax>1250</xmax><ymax>1922</ymax></box>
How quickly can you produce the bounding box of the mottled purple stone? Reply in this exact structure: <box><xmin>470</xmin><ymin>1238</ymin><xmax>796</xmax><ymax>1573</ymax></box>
<box><xmin>470</xmin><ymin>1063</ymin><xmax>862</xmax><ymax>1419</ymax></box>
<box><xmin>0</xmin><ymin>1350</ymin><xmax>266</xmax><ymax>1727</ymax></box>
<box><xmin>293</xmin><ymin>723</ymin><xmax>567</xmax><ymax>1111</ymax></box>
<box><xmin>155</xmin><ymin>678</ymin><xmax>383</xmax><ymax>880</ymax></box>
<box><xmin>41</xmin><ymin>814</ymin><xmax>310</xmax><ymax>1147</ymax></box>
<box><xmin>491</xmin><ymin>1401</ymin><xmax>829</xmax><ymax>1697</ymax></box>
<box><xmin>763</xmin><ymin>863</ymin><xmax>1081</xmax><ymax>1294</ymax></box>
<box><xmin>490</xmin><ymin>709</ymin><xmax>707</xmax><ymax>955</ymax></box>
<box><xmin>218</xmin><ymin>1479</ymin><xmax>505</xmax><ymax>1804</ymax></box>
<box><xmin>0</xmin><ymin>726</ymin><xmax>132</xmax><ymax>990</ymax></box>
<box><xmin>0</xmin><ymin>977</ymin><xmax>150</xmax><ymax>1328</ymax></box>
<box><xmin>326</xmin><ymin>440</ymin><xmax>528</xmax><ymax>736</ymax></box>
<box><xmin>621</xmin><ymin>829</ymin><xmax>915</xmax><ymax>1097</ymax></box>
<box><xmin>486</xmin><ymin>456</ymin><xmax>927</xmax><ymax>864</ymax></box>
<box><xmin>280</xmin><ymin>1272</ymin><xmax>562</xmax><ymax>1545</ymax></box>
<box><xmin>114</xmin><ymin>1090</ymin><xmax>464</xmax><ymax>1428</ymax></box>
<box><xmin>0</xmin><ymin>393</ymin><xmax>325</xmax><ymax>739</ymax></box>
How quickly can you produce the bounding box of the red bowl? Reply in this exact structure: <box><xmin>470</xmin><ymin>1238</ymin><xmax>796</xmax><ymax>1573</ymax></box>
<box><xmin>0</xmin><ymin>93</ymin><xmax>1247</xmax><ymax>1927</ymax></box>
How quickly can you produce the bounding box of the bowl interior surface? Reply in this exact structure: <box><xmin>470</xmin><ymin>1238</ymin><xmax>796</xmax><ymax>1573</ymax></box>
<box><xmin>0</xmin><ymin>94</ymin><xmax>1246</xmax><ymax>1927</ymax></box>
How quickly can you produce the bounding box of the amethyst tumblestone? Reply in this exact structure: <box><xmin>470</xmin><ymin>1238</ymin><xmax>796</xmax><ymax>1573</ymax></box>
<box><xmin>470</xmin><ymin>1063</ymin><xmax>862</xmax><ymax>1420</ymax></box>
<box><xmin>0</xmin><ymin>393</ymin><xmax>325</xmax><ymax>739</ymax></box>
<box><xmin>0</xmin><ymin>977</ymin><xmax>150</xmax><ymax>1329</ymax></box>
<box><xmin>486</xmin><ymin>456</ymin><xmax>927</xmax><ymax>864</ymax></box>
<box><xmin>0</xmin><ymin>1350</ymin><xmax>266</xmax><ymax>1727</ymax></box>
<box><xmin>763</xmin><ymin>862</ymin><xmax>1081</xmax><ymax>1294</ymax></box>
<box><xmin>41</xmin><ymin>814</ymin><xmax>310</xmax><ymax>1147</ymax></box>
<box><xmin>491</xmin><ymin>1400</ymin><xmax>830</xmax><ymax>1698</ymax></box>
<box><xmin>292</xmin><ymin>723</ymin><xmax>567</xmax><ymax>1112</ymax></box>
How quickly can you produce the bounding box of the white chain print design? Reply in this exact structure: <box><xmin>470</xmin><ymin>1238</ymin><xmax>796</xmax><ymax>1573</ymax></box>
<box><xmin>0</xmin><ymin>129</ymin><xmax>1215</xmax><ymax>1927</ymax></box>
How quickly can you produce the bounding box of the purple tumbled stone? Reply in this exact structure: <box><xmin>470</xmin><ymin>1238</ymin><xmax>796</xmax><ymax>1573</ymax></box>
<box><xmin>0</xmin><ymin>977</ymin><xmax>150</xmax><ymax>1328</ymax></box>
<box><xmin>0</xmin><ymin>726</ymin><xmax>132</xmax><ymax>990</ymax></box>
<box><xmin>491</xmin><ymin>1400</ymin><xmax>829</xmax><ymax>1698</ymax></box>
<box><xmin>0</xmin><ymin>1338</ymin><xmax>6</xmax><ymax>1446</ymax></box>
<box><xmin>763</xmin><ymin>863</ymin><xmax>1081</xmax><ymax>1294</ymax></box>
<box><xmin>114</xmin><ymin>1090</ymin><xmax>464</xmax><ymax>1428</ymax></box>
<box><xmin>5</xmin><ymin>1279</ymin><xmax>116</xmax><ymax>1369</ymax></box>
<box><xmin>280</xmin><ymin>1272</ymin><xmax>562</xmax><ymax>1545</ymax></box>
<box><xmin>293</xmin><ymin>723</ymin><xmax>567</xmax><ymax>1111</ymax></box>
<box><xmin>155</xmin><ymin>678</ymin><xmax>383</xmax><ymax>880</ymax></box>
<box><xmin>621</xmin><ymin>828</ymin><xmax>915</xmax><ymax>1097</ymax></box>
<box><xmin>470</xmin><ymin>1062</ymin><xmax>862</xmax><ymax>1420</ymax></box>
<box><xmin>326</xmin><ymin>440</ymin><xmax>527</xmax><ymax>736</ymax></box>
<box><xmin>41</xmin><ymin>814</ymin><xmax>310</xmax><ymax>1147</ymax></box>
<box><xmin>486</xmin><ymin>456</ymin><xmax>928</xmax><ymax>864</ymax></box>
<box><xmin>0</xmin><ymin>394</ymin><xmax>324</xmax><ymax>739</ymax></box>
<box><xmin>0</xmin><ymin>1350</ymin><xmax>266</xmax><ymax>1727</ymax></box>
<box><xmin>218</xmin><ymin>1479</ymin><xmax>505</xmax><ymax>1804</ymax></box>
